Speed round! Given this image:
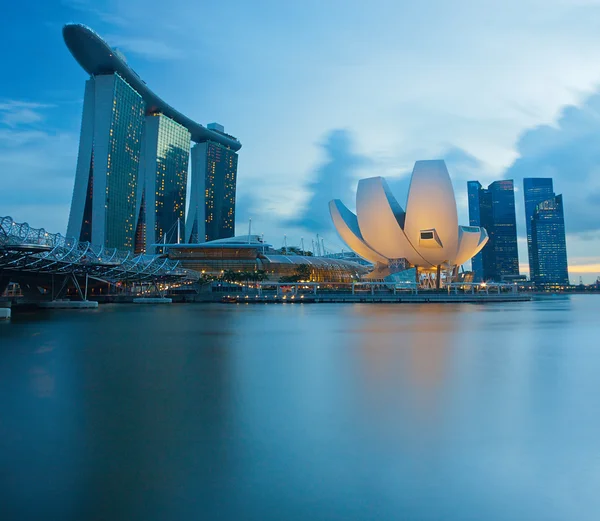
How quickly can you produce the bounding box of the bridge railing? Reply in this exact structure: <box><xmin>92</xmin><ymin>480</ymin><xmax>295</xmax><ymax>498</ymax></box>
<box><xmin>0</xmin><ymin>216</ymin><xmax>199</xmax><ymax>283</ymax></box>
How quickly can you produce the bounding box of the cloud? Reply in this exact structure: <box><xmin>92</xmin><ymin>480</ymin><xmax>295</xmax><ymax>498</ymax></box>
<box><xmin>62</xmin><ymin>0</ymin><xmax>129</xmax><ymax>26</ymax></box>
<box><xmin>0</xmin><ymin>98</ymin><xmax>77</xmax><ymax>232</ymax></box>
<box><xmin>0</xmin><ymin>100</ymin><xmax>55</xmax><ymax>128</ymax></box>
<box><xmin>285</xmin><ymin>129</ymin><xmax>371</xmax><ymax>233</ymax></box>
<box><xmin>104</xmin><ymin>35</ymin><xmax>184</xmax><ymax>61</ymax></box>
<box><xmin>504</xmin><ymin>90</ymin><xmax>600</xmax><ymax>237</ymax></box>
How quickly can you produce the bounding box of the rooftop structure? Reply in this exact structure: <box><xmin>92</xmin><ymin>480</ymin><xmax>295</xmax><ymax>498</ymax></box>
<box><xmin>63</xmin><ymin>24</ymin><xmax>241</xmax><ymax>150</ymax></box>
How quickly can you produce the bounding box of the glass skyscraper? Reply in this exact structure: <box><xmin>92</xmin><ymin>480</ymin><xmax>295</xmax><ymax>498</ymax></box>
<box><xmin>467</xmin><ymin>180</ymin><xmax>519</xmax><ymax>281</ymax></box>
<box><xmin>467</xmin><ymin>181</ymin><xmax>485</xmax><ymax>281</ymax></box>
<box><xmin>524</xmin><ymin>179</ymin><xmax>569</xmax><ymax>285</ymax></box>
<box><xmin>523</xmin><ymin>178</ymin><xmax>554</xmax><ymax>275</ymax></box>
<box><xmin>67</xmin><ymin>73</ymin><xmax>146</xmax><ymax>250</ymax></box>
<box><xmin>64</xmin><ymin>24</ymin><xmax>241</xmax><ymax>251</ymax></box>
<box><xmin>187</xmin><ymin>135</ymin><xmax>239</xmax><ymax>243</ymax></box>
<box><xmin>136</xmin><ymin>114</ymin><xmax>191</xmax><ymax>253</ymax></box>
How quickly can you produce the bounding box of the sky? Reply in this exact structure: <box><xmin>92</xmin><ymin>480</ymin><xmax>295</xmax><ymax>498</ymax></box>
<box><xmin>2</xmin><ymin>0</ymin><xmax>600</xmax><ymax>281</ymax></box>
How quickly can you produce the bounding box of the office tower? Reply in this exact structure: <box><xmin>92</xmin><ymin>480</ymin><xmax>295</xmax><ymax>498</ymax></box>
<box><xmin>136</xmin><ymin>114</ymin><xmax>191</xmax><ymax>253</ymax></box>
<box><xmin>467</xmin><ymin>180</ymin><xmax>519</xmax><ymax>281</ymax></box>
<box><xmin>523</xmin><ymin>178</ymin><xmax>554</xmax><ymax>275</ymax></box>
<box><xmin>67</xmin><ymin>73</ymin><xmax>146</xmax><ymax>250</ymax></box>
<box><xmin>529</xmin><ymin>194</ymin><xmax>569</xmax><ymax>285</ymax></box>
<box><xmin>187</xmin><ymin>127</ymin><xmax>239</xmax><ymax>243</ymax></box>
<box><xmin>64</xmin><ymin>24</ymin><xmax>242</xmax><ymax>251</ymax></box>
<box><xmin>467</xmin><ymin>181</ymin><xmax>486</xmax><ymax>281</ymax></box>
<box><xmin>523</xmin><ymin>178</ymin><xmax>569</xmax><ymax>285</ymax></box>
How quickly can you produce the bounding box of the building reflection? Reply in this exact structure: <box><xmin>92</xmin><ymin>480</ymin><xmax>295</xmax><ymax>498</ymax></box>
<box><xmin>349</xmin><ymin>304</ymin><xmax>465</xmax><ymax>445</ymax></box>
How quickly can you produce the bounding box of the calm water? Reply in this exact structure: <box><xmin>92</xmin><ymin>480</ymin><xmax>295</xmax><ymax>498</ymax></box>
<box><xmin>1</xmin><ymin>296</ymin><xmax>599</xmax><ymax>520</ymax></box>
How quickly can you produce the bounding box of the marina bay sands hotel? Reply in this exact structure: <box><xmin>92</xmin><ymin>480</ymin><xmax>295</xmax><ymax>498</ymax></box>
<box><xmin>63</xmin><ymin>24</ymin><xmax>242</xmax><ymax>252</ymax></box>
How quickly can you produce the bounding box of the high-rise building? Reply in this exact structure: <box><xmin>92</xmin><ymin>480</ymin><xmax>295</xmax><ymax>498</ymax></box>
<box><xmin>467</xmin><ymin>181</ymin><xmax>486</xmax><ymax>281</ymax></box>
<box><xmin>523</xmin><ymin>178</ymin><xmax>569</xmax><ymax>285</ymax></box>
<box><xmin>523</xmin><ymin>178</ymin><xmax>554</xmax><ymax>275</ymax></box>
<box><xmin>67</xmin><ymin>73</ymin><xmax>146</xmax><ymax>250</ymax></box>
<box><xmin>63</xmin><ymin>24</ymin><xmax>241</xmax><ymax>251</ymax></box>
<box><xmin>136</xmin><ymin>114</ymin><xmax>191</xmax><ymax>253</ymax></box>
<box><xmin>467</xmin><ymin>180</ymin><xmax>519</xmax><ymax>281</ymax></box>
<box><xmin>187</xmin><ymin>133</ymin><xmax>238</xmax><ymax>243</ymax></box>
<box><xmin>528</xmin><ymin>192</ymin><xmax>569</xmax><ymax>285</ymax></box>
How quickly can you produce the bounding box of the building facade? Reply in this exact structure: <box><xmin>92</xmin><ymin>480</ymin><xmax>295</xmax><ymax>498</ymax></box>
<box><xmin>66</xmin><ymin>73</ymin><xmax>146</xmax><ymax>250</ymax></box>
<box><xmin>63</xmin><ymin>24</ymin><xmax>241</xmax><ymax>251</ymax></box>
<box><xmin>530</xmin><ymin>194</ymin><xmax>569</xmax><ymax>285</ymax></box>
<box><xmin>523</xmin><ymin>178</ymin><xmax>555</xmax><ymax>275</ymax></box>
<box><xmin>523</xmin><ymin>178</ymin><xmax>569</xmax><ymax>285</ymax></box>
<box><xmin>468</xmin><ymin>180</ymin><xmax>519</xmax><ymax>281</ymax></box>
<box><xmin>136</xmin><ymin>114</ymin><xmax>191</xmax><ymax>253</ymax></box>
<box><xmin>467</xmin><ymin>181</ymin><xmax>485</xmax><ymax>281</ymax></box>
<box><xmin>167</xmin><ymin>236</ymin><xmax>369</xmax><ymax>282</ymax></box>
<box><xmin>187</xmin><ymin>135</ymin><xmax>238</xmax><ymax>244</ymax></box>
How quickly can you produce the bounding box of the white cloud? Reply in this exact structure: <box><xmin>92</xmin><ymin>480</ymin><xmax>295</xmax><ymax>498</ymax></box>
<box><xmin>104</xmin><ymin>35</ymin><xmax>184</xmax><ymax>61</ymax></box>
<box><xmin>0</xmin><ymin>100</ymin><xmax>55</xmax><ymax>128</ymax></box>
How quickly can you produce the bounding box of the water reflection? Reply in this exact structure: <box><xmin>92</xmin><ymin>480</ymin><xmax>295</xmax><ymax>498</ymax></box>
<box><xmin>1</xmin><ymin>297</ymin><xmax>600</xmax><ymax>520</ymax></box>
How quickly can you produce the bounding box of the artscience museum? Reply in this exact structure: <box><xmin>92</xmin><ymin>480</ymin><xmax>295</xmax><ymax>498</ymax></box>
<box><xmin>329</xmin><ymin>160</ymin><xmax>488</xmax><ymax>286</ymax></box>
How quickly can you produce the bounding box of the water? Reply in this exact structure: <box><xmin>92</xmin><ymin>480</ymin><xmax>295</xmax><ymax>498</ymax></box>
<box><xmin>1</xmin><ymin>296</ymin><xmax>599</xmax><ymax>520</ymax></box>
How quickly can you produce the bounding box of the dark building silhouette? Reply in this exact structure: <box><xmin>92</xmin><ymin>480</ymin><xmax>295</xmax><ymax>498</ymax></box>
<box><xmin>528</xmin><ymin>190</ymin><xmax>569</xmax><ymax>285</ymax></box>
<box><xmin>523</xmin><ymin>178</ymin><xmax>555</xmax><ymax>276</ymax></box>
<box><xmin>468</xmin><ymin>180</ymin><xmax>519</xmax><ymax>281</ymax></box>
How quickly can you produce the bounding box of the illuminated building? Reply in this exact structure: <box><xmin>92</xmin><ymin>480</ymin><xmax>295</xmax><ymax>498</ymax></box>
<box><xmin>136</xmin><ymin>114</ymin><xmax>191</xmax><ymax>253</ymax></box>
<box><xmin>530</xmin><ymin>194</ymin><xmax>569</xmax><ymax>285</ymax></box>
<box><xmin>63</xmin><ymin>24</ymin><xmax>241</xmax><ymax>251</ymax></box>
<box><xmin>187</xmin><ymin>132</ymin><xmax>239</xmax><ymax>243</ymax></box>
<box><xmin>468</xmin><ymin>179</ymin><xmax>519</xmax><ymax>281</ymax></box>
<box><xmin>66</xmin><ymin>73</ymin><xmax>145</xmax><ymax>250</ymax></box>
<box><xmin>523</xmin><ymin>178</ymin><xmax>554</xmax><ymax>273</ymax></box>
<box><xmin>329</xmin><ymin>160</ymin><xmax>488</xmax><ymax>285</ymax></box>
<box><xmin>166</xmin><ymin>235</ymin><xmax>368</xmax><ymax>282</ymax></box>
<box><xmin>523</xmin><ymin>178</ymin><xmax>569</xmax><ymax>285</ymax></box>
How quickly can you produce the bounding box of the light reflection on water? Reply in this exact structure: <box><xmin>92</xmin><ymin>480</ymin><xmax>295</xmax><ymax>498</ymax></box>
<box><xmin>1</xmin><ymin>296</ymin><xmax>599</xmax><ymax>520</ymax></box>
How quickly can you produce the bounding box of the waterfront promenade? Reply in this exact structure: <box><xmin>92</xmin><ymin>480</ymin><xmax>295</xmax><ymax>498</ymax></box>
<box><xmin>2</xmin><ymin>280</ymin><xmax>531</xmax><ymax>309</ymax></box>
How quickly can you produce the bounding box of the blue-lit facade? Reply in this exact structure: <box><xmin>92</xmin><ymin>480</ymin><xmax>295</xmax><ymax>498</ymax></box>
<box><xmin>523</xmin><ymin>178</ymin><xmax>555</xmax><ymax>276</ymax></box>
<box><xmin>468</xmin><ymin>181</ymin><xmax>484</xmax><ymax>280</ymax></box>
<box><xmin>467</xmin><ymin>180</ymin><xmax>519</xmax><ymax>281</ymax></box>
<box><xmin>530</xmin><ymin>194</ymin><xmax>569</xmax><ymax>285</ymax></box>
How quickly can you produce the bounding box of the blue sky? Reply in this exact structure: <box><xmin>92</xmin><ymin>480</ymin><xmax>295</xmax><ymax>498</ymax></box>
<box><xmin>2</xmin><ymin>0</ymin><xmax>600</xmax><ymax>281</ymax></box>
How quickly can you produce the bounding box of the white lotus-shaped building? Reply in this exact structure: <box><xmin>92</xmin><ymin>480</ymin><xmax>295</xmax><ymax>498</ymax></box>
<box><xmin>329</xmin><ymin>160</ymin><xmax>488</xmax><ymax>280</ymax></box>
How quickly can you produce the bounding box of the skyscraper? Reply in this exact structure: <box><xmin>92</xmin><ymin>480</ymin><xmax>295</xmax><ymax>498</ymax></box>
<box><xmin>524</xmin><ymin>182</ymin><xmax>569</xmax><ymax>285</ymax></box>
<box><xmin>67</xmin><ymin>73</ymin><xmax>146</xmax><ymax>250</ymax></box>
<box><xmin>467</xmin><ymin>181</ymin><xmax>486</xmax><ymax>281</ymax></box>
<box><xmin>63</xmin><ymin>24</ymin><xmax>241</xmax><ymax>251</ymax></box>
<box><xmin>187</xmin><ymin>127</ymin><xmax>239</xmax><ymax>243</ymax></box>
<box><xmin>523</xmin><ymin>178</ymin><xmax>554</xmax><ymax>275</ymax></box>
<box><xmin>467</xmin><ymin>180</ymin><xmax>519</xmax><ymax>281</ymax></box>
<box><xmin>136</xmin><ymin>114</ymin><xmax>191</xmax><ymax>253</ymax></box>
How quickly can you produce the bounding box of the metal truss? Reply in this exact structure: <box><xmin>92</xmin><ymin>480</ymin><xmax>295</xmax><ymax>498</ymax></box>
<box><xmin>0</xmin><ymin>216</ymin><xmax>199</xmax><ymax>283</ymax></box>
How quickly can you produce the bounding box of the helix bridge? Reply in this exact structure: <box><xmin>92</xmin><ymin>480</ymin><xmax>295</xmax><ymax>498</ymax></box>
<box><xmin>0</xmin><ymin>216</ymin><xmax>199</xmax><ymax>298</ymax></box>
